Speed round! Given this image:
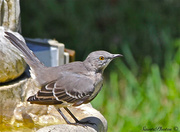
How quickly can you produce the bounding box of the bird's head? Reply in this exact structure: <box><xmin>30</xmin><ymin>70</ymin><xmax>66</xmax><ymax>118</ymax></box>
<box><xmin>83</xmin><ymin>51</ymin><xmax>122</xmax><ymax>73</ymax></box>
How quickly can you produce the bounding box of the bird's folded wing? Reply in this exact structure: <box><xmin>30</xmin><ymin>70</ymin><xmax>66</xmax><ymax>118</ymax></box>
<box><xmin>36</xmin><ymin>73</ymin><xmax>95</xmax><ymax>106</ymax></box>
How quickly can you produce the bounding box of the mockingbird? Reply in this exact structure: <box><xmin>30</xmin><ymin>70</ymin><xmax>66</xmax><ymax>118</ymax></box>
<box><xmin>5</xmin><ymin>32</ymin><xmax>122</xmax><ymax>125</ymax></box>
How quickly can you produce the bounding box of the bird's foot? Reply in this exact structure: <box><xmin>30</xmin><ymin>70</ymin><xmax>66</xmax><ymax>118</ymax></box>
<box><xmin>67</xmin><ymin>120</ymin><xmax>96</xmax><ymax>127</ymax></box>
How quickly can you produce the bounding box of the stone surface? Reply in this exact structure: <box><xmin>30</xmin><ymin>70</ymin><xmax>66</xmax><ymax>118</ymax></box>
<box><xmin>0</xmin><ymin>27</ymin><xmax>26</xmax><ymax>83</ymax></box>
<box><xmin>0</xmin><ymin>77</ymin><xmax>107</xmax><ymax>132</ymax></box>
<box><xmin>37</xmin><ymin>124</ymin><xmax>97</xmax><ymax>132</ymax></box>
<box><xmin>0</xmin><ymin>0</ymin><xmax>21</xmax><ymax>32</ymax></box>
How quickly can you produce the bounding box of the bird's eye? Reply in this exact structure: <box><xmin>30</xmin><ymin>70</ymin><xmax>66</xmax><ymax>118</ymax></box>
<box><xmin>99</xmin><ymin>56</ymin><xmax>104</xmax><ymax>60</ymax></box>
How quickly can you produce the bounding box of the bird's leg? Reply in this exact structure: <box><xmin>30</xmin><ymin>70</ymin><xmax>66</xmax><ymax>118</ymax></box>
<box><xmin>57</xmin><ymin>108</ymin><xmax>72</xmax><ymax>124</ymax></box>
<box><xmin>64</xmin><ymin>107</ymin><xmax>80</xmax><ymax>123</ymax></box>
<box><xmin>57</xmin><ymin>107</ymin><xmax>86</xmax><ymax>127</ymax></box>
<box><xmin>64</xmin><ymin>107</ymin><xmax>96</xmax><ymax>126</ymax></box>
<box><xmin>57</xmin><ymin>107</ymin><xmax>96</xmax><ymax>126</ymax></box>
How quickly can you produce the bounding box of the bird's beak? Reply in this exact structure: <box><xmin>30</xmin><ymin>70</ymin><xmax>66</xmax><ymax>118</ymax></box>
<box><xmin>112</xmin><ymin>54</ymin><xmax>123</xmax><ymax>59</ymax></box>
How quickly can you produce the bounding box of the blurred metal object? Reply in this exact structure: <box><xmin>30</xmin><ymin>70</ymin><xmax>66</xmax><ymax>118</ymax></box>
<box><xmin>25</xmin><ymin>38</ymin><xmax>74</xmax><ymax>67</ymax></box>
<box><xmin>65</xmin><ymin>48</ymin><xmax>75</xmax><ymax>62</ymax></box>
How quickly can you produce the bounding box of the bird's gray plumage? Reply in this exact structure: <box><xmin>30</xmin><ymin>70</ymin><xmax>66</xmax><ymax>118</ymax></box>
<box><xmin>5</xmin><ymin>31</ymin><xmax>122</xmax><ymax>125</ymax></box>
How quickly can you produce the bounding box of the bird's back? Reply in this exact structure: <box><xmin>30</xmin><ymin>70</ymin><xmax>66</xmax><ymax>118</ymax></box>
<box><xmin>34</xmin><ymin>61</ymin><xmax>89</xmax><ymax>86</ymax></box>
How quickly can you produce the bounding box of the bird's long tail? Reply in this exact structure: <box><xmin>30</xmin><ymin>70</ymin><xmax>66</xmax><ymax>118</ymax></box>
<box><xmin>4</xmin><ymin>32</ymin><xmax>46</xmax><ymax>74</ymax></box>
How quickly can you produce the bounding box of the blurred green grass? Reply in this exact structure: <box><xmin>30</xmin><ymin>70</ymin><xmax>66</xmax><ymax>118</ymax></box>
<box><xmin>92</xmin><ymin>40</ymin><xmax>180</xmax><ymax>131</ymax></box>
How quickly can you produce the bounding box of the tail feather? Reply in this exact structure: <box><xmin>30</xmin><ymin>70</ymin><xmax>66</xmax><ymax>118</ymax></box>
<box><xmin>27</xmin><ymin>94</ymin><xmax>63</xmax><ymax>105</ymax></box>
<box><xmin>4</xmin><ymin>32</ymin><xmax>45</xmax><ymax>69</ymax></box>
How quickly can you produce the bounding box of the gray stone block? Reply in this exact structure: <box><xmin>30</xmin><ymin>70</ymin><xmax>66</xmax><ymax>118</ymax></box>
<box><xmin>0</xmin><ymin>27</ymin><xmax>26</xmax><ymax>83</ymax></box>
